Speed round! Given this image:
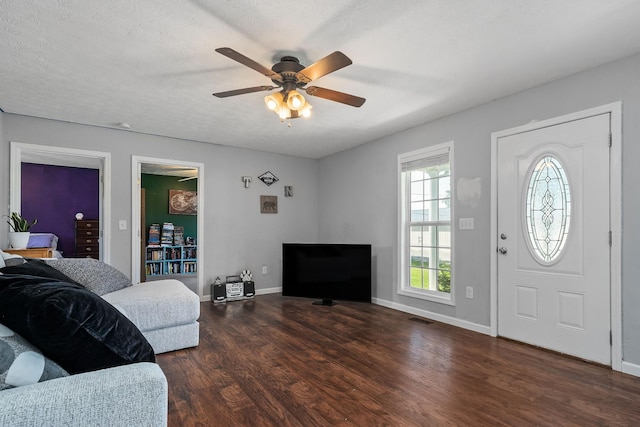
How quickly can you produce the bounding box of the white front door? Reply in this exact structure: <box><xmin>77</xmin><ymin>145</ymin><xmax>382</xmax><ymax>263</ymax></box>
<box><xmin>497</xmin><ymin>113</ymin><xmax>611</xmax><ymax>365</ymax></box>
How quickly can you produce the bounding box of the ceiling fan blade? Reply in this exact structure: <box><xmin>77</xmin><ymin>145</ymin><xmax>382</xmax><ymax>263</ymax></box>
<box><xmin>298</xmin><ymin>51</ymin><xmax>352</xmax><ymax>83</ymax></box>
<box><xmin>305</xmin><ymin>86</ymin><xmax>366</xmax><ymax>107</ymax></box>
<box><xmin>213</xmin><ymin>86</ymin><xmax>277</xmax><ymax>98</ymax></box>
<box><xmin>215</xmin><ymin>47</ymin><xmax>280</xmax><ymax>80</ymax></box>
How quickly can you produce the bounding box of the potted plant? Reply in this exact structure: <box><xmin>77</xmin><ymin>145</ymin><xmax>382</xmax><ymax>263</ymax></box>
<box><xmin>6</xmin><ymin>212</ymin><xmax>37</xmax><ymax>249</ymax></box>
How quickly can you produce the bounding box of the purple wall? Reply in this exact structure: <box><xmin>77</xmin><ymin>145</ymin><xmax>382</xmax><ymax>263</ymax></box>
<box><xmin>21</xmin><ymin>163</ymin><xmax>99</xmax><ymax>255</ymax></box>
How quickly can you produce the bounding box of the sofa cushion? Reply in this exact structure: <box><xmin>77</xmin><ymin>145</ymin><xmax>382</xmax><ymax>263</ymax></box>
<box><xmin>0</xmin><ymin>258</ymin><xmax>80</xmax><ymax>284</ymax></box>
<box><xmin>0</xmin><ymin>274</ymin><xmax>155</xmax><ymax>374</ymax></box>
<box><xmin>0</xmin><ymin>322</ymin><xmax>69</xmax><ymax>390</ymax></box>
<box><xmin>102</xmin><ymin>279</ymin><xmax>200</xmax><ymax>332</ymax></box>
<box><xmin>44</xmin><ymin>258</ymin><xmax>131</xmax><ymax>296</ymax></box>
<box><xmin>0</xmin><ymin>249</ymin><xmax>26</xmax><ymax>268</ymax></box>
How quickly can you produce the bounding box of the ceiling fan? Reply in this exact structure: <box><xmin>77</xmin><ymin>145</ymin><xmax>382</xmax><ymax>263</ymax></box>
<box><xmin>212</xmin><ymin>47</ymin><xmax>365</xmax><ymax>120</ymax></box>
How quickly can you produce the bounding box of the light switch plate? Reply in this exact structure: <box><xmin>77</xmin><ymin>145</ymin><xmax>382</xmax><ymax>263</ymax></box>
<box><xmin>459</xmin><ymin>217</ymin><xmax>474</xmax><ymax>230</ymax></box>
<box><xmin>118</xmin><ymin>219</ymin><xmax>127</xmax><ymax>230</ymax></box>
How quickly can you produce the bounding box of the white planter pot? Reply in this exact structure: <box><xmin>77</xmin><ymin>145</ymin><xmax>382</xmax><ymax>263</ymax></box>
<box><xmin>9</xmin><ymin>232</ymin><xmax>30</xmax><ymax>249</ymax></box>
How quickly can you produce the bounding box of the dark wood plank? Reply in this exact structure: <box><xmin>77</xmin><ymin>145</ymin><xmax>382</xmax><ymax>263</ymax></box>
<box><xmin>157</xmin><ymin>294</ymin><xmax>640</xmax><ymax>426</ymax></box>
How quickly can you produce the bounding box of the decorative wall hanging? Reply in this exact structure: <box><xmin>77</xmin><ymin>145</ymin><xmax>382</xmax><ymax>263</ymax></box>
<box><xmin>284</xmin><ymin>186</ymin><xmax>293</xmax><ymax>197</ymax></box>
<box><xmin>169</xmin><ymin>190</ymin><xmax>198</xmax><ymax>215</ymax></box>
<box><xmin>258</xmin><ymin>171</ymin><xmax>279</xmax><ymax>186</ymax></box>
<box><xmin>260</xmin><ymin>195</ymin><xmax>278</xmax><ymax>214</ymax></box>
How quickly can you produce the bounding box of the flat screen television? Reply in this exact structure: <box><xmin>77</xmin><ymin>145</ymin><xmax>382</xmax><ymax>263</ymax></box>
<box><xmin>282</xmin><ymin>243</ymin><xmax>372</xmax><ymax>305</ymax></box>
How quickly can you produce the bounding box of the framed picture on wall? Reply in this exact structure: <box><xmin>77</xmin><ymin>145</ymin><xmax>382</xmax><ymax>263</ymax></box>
<box><xmin>169</xmin><ymin>190</ymin><xmax>197</xmax><ymax>215</ymax></box>
<box><xmin>260</xmin><ymin>195</ymin><xmax>278</xmax><ymax>214</ymax></box>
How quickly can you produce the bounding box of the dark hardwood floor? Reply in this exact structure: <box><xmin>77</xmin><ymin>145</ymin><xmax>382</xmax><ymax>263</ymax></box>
<box><xmin>157</xmin><ymin>294</ymin><xmax>640</xmax><ymax>426</ymax></box>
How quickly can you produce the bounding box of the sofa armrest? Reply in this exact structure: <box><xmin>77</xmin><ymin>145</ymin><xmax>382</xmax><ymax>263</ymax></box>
<box><xmin>0</xmin><ymin>362</ymin><xmax>167</xmax><ymax>427</ymax></box>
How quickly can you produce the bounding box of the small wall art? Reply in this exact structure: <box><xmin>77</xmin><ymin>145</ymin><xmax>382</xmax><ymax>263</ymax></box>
<box><xmin>258</xmin><ymin>171</ymin><xmax>279</xmax><ymax>186</ymax></box>
<box><xmin>260</xmin><ymin>195</ymin><xmax>278</xmax><ymax>214</ymax></box>
<box><xmin>284</xmin><ymin>186</ymin><xmax>293</xmax><ymax>197</ymax></box>
<box><xmin>169</xmin><ymin>190</ymin><xmax>197</xmax><ymax>215</ymax></box>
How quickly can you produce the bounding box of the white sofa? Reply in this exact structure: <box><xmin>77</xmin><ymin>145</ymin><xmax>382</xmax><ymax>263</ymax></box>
<box><xmin>0</xmin><ymin>255</ymin><xmax>201</xmax><ymax>426</ymax></box>
<box><xmin>40</xmin><ymin>257</ymin><xmax>201</xmax><ymax>355</ymax></box>
<box><xmin>0</xmin><ymin>363</ymin><xmax>168</xmax><ymax>427</ymax></box>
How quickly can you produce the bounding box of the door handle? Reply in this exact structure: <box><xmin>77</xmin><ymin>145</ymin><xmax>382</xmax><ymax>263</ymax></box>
<box><xmin>498</xmin><ymin>247</ymin><xmax>508</xmax><ymax>254</ymax></box>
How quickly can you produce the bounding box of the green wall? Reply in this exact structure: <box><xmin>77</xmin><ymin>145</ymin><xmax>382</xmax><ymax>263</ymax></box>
<box><xmin>142</xmin><ymin>174</ymin><xmax>197</xmax><ymax>245</ymax></box>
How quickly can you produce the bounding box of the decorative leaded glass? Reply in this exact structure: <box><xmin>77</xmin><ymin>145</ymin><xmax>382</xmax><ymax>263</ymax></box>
<box><xmin>525</xmin><ymin>156</ymin><xmax>571</xmax><ymax>263</ymax></box>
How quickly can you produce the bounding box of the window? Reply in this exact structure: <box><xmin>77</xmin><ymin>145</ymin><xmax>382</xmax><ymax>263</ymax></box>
<box><xmin>398</xmin><ymin>142</ymin><xmax>453</xmax><ymax>304</ymax></box>
<box><xmin>525</xmin><ymin>155</ymin><xmax>572</xmax><ymax>264</ymax></box>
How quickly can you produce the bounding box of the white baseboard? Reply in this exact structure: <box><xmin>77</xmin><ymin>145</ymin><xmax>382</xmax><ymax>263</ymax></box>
<box><xmin>256</xmin><ymin>287</ymin><xmax>282</xmax><ymax>295</ymax></box>
<box><xmin>622</xmin><ymin>360</ymin><xmax>640</xmax><ymax>377</ymax></box>
<box><xmin>372</xmin><ymin>297</ymin><xmax>492</xmax><ymax>335</ymax></box>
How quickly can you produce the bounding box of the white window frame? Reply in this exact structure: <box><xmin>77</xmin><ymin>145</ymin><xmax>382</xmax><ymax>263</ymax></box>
<box><xmin>398</xmin><ymin>141</ymin><xmax>454</xmax><ymax>305</ymax></box>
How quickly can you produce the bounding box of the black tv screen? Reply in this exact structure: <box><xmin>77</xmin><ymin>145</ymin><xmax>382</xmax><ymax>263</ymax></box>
<box><xmin>282</xmin><ymin>243</ymin><xmax>372</xmax><ymax>305</ymax></box>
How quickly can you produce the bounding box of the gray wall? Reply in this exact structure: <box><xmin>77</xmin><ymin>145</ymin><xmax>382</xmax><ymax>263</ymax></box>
<box><xmin>0</xmin><ymin>115</ymin><xmax>319</xmax><ymax>295</ymax></box>
<box><xmin>317</xmin><ymin>52</ymin><xmax>640</xmax><ymax>365</ymax></box>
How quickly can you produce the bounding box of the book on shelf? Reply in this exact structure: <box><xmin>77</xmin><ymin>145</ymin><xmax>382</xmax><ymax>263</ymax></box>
<box><xmin>183</xmin><ymin>261</ymin><xmax>197</xmax><ymax>273</ymax></box>
<box><xmin>146</xmin><ymin>247</ymin><xmax>163</xmax><ymax>261</ymax></box>
<box><xmin>173</xmin><ymin>226</ymin><xmax>185</xmax><ymax>246</ymax></box>
<box><xmin>148</xmin><ymin>224</ymin><xmax>161</xmax><ymax>246</ymax></box>
<box><xmin>167</xmin><ymin>261</ymin><xmax>181</xmax><ymax>274</ymax></box>
<box><xmin>145</xmin><ymin>263</ymin><xmax>162</xmax><ymax>275</ymax></box>
<box><xmin>161</xmin><ymin>222</ymin><xmax>174</xmax><ymax>246</ymax></box>
<box><xmin>166</xmin><ymin>247</ymin><xmax>181</xmax><ymax>259</ymax></box>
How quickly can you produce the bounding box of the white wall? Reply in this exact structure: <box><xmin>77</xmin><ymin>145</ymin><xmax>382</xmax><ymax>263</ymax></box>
<box><xmin>0</xmin><ymin>115</ymin><xmax>319</xmax><ymax>296</ymax></box>
<box><xmin>318</xmin><ymin>52</ymin><xmax>640</xmax><ymax>365</ymax></box>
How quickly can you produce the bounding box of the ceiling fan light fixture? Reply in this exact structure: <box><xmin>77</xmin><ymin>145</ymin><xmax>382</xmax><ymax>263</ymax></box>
<box><xmin>299</xmin><ymin>103</ymin><xmax>313</xmax><ymax>118</ymax></box>
<box><xmin>214</xmin><ymin>48</ymin><xmax>365</xmax><ymax>124</ymax></box>
<box><xmin>264</xmin><ymin>92</ymin><xmax>283</xmax><ymax>111</ymax></box>
<box><xmin>286</xmin><ymin>90</ymin><xmax>306</xmax><ymax>110</ymax></box>
<box><xmin>277</xmin><ymin>105</ymin><xmax>291</xmax><ymax>120</ymax></box>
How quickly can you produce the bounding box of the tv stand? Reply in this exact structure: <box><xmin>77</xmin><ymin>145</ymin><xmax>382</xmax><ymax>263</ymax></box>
<box><xmin>313</xmin><ymin>298</ymin><xmax>337</xmax><ymax>306</ymax></box>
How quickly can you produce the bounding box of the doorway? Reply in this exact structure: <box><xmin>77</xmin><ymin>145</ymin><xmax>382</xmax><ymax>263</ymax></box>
<box><xmin>131</xmin><ymin>156</ymin><xmax>204</xmax><ymax>299</ymax></box>
<box><xmin>490</xmin><ymin>103</ymin><xmax>622</xmax><ymax>369</ymax></box>
<box><xmin>10</xmin><ymin>142</ymin><xmax>111</xmax><ymax>263</ymax></box>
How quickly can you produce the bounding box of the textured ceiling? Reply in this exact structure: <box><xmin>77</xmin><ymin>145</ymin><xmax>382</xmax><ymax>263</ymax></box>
<box><xmin>2</xmin><ymin>1</ymin><xmax>640</xmax><ymax>159</ymax></box>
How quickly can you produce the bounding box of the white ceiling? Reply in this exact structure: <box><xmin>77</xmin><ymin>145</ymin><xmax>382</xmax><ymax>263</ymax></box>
<box><xmin>2</xmin><ymin>1</ymin><xmax>640</xmax><ymax>159</ymax></box>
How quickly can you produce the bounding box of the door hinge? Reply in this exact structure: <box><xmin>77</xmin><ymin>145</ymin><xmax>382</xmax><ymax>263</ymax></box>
<box><xmin>609</xmin><ymin>132</ymin><xmax>612</xmax><ymax>147</ymax></box>
<box><xmin>610</xmin><ymin>330</ymin><xmax>613</xmax><ymax>345</ymax></box>
<box><xmin>609</xmin><ymin>230</ymin><xmax>612</xmax><ymax>246</ymax></box>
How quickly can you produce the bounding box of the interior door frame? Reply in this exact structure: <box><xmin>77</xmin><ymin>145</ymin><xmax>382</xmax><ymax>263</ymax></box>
<box><xmin>131</xmin><ymin>155</ymin><xmax>205</xmax><ymax>300</ymax></box>
<box><xmin>489</xmin><ymin>102</ymin><xmax>622</xmax><ymax>371</ymax></box>
<box><xmin>10</xmin><ymin>141</ymin><xmax>112</xmax><ymax>263</ymax></box>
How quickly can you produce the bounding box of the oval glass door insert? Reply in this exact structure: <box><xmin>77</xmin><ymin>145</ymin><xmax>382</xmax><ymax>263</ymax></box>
<box><xmin>525</xmin><ymin>155</ymin><xmax>572</xmax><ymax>263</ymax></box>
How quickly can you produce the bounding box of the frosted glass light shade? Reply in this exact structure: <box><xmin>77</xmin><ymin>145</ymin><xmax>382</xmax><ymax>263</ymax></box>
<box><xmin>286</xmin><ymin>90</ymin><xmax>306</xmax><ymax>110</ymax></box>
<box><xmin>264</xmin><ymin>92</ymin><xmax>284</xmax><ymax>111</ymax></box>
<box><xmin>277</xmin><ymin>105</ymin><xmax>291</xmax><ymax>120</ymax></box>
<box><xmin>298</xmin><ymin>103</ymin><xmax>313</xmax><ymax>118</ymax></box>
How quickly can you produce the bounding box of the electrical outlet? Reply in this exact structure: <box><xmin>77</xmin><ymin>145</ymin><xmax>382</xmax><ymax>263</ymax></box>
<box><xmin>466</xmin><ymin>286</ymin><xmax>474</xmax><ymax>299</ymax></box>
<box><xmin>262</xmin><ymin>265</ymin><xmax>268</xmax><ymax>275</ymax></box>
<box><xmin>118</xmin><ymin>219</ymin><xmax>127</xmax><ymax>230</ymax></box>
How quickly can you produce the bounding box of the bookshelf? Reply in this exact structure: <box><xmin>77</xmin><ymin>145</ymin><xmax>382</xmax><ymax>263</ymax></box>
<box><xmin>145</xmin><ymin>245</ymin><xmax>197</xmax><ymax>276</ymax></box>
